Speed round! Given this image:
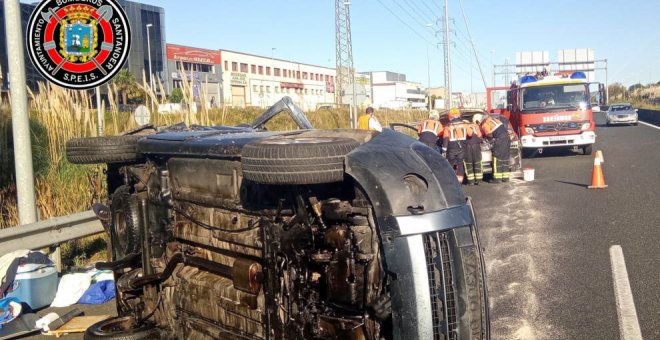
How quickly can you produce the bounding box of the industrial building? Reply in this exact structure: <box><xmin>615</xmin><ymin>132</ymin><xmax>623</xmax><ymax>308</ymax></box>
<box><xmin>364</xmin><ymin>71</ymin><xmax>426</xmax><ymax>109</ymax></box>
<box><xmin>220</xmin><ymin>49</ymin><xmax>336</xmax><ymax>110</ymax></box>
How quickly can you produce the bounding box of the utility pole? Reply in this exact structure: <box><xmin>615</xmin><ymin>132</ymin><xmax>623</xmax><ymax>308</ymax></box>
<box><xmin>490</xmin><ymin>50</ymin><xmax>495</xmax><ymax>87</ymax></box>
<box><xmin>442</xmin><ymin>0</ymin><xmax>452</xmax><ymax>109</ymax></box>
<box><xmin>335</xmin><ymin>0</ymin><xmax>357</xmax><ymax>128</ymax></box>
<box><xmin>4</xmin><ymin>0</ymin><xmax>37</xmax><ymax>225</ymax></box>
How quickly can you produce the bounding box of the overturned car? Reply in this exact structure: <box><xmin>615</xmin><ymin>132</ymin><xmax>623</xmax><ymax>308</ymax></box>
<box><xmin>67</xmin><ymin>98</ymin><xmax>489</xmax><ymax>339</ymax></box>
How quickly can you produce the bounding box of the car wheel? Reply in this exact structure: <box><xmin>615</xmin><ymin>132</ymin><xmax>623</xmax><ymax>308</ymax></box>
<box><xmin>582</xmin><ymin>144</ymin><xmax>593</xmax><ymax>155</ymax></box>
<box><xmin>633</xmin><ymin>122</ymin><xmax>638</xmax><ymax>126</ymax></box>
<box><xmin>84</xmin><ymin>316</ymin><xmax>159</xmax><ymax>340</ymax></box>
<box><xmin>66</xmin><ymin>136</ymin><xmax>143</xmax><ymax>164</ymax></box>
<box><xmin>109</xmin><ymin>185</ymin><xmax>142</xmax><ymax>259</ymax></box>
<box><xmin>241</xmin><ymin>136</ymin><xmax>360</xmax><ymax>185</ymax></box>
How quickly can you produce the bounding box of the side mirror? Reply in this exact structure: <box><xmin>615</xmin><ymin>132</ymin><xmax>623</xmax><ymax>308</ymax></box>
<box><xmin>635</xmin><ymin>109</ymin><xmax>638</xmax><ymax>112</ymax></box>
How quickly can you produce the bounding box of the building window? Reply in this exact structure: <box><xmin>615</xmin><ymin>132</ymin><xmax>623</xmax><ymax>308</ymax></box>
<box><xmin>303</xmin><ymin>72</ymin><xmax>308</xmax><ymax>80</ymax></box>
<box><xmin>296</xmin><ymin>71</ymin><xmax>301</xmax><ymax>79</ymax></box>
<box><xmin>315</xmin><ymin>74</ymin><xmax>319</xmax><ymax>81</ymax></box>
<box><xmin>260</xmin><ymin>85</ymin><xmax>264</xmax><ymax>93</ymax></box>
<box><xmin>253</xmin><ymin>85</ymin><xmax>258</xmax><ymax>92</ymax></box>
<box><xmin>266</xmin><ymin>67</ymin><xmax>271</xmax><ymax>76</ymax></box>
<box><xmin>325</xmin><ymin>75</ymin><xmax>329</xmax><ymax>82</ymax></box>
<box><xmin>305</xmin><ymin>89</ymin><xmax>308</xmax><ymax>95</ymax></box>
<box><xmin>240</xmin><ymin>63</ymin><xmax>248</xmax><ymax>73</ymax></box>
<box><xmin>266</xmin><ymin>86</ymin><xmax>270</xmax><ymax>93</ymax></box>
<box><xmin>251</xmin><ymin>65</ymin><xmax>256</xmax><ymax>74</ymax></box>
<box><xmin>275</xmin><ymin>86</ymin><xmax>279</xmax><ymax>93</ymax></box>
<box><xmin>224</xmin><ymin>61</ymin><xmax>228</xmax><ymax>71</ymax></box>
<box><xmin>274</xmin><ymin>68</ymin><xmax>280</xmax><ymax>77</ymax></box>
<box><xmin>258</xmin><ymin>66</ymin><xmax>263</xmax><ymax>75</ymax></box>
<box><xmin>232</xmin><ymin>62</ymin><xmax>238</xmax><ymax>72</ymax></box>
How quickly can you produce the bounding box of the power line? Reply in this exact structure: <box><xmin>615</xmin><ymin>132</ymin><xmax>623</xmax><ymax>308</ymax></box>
<box><xmin>418</xmin><ymin>0</ymin><xmax>438</xmax><ymax>17</ymax></box>
<box><xmin>401</xmin><ymin>0</ymin><xmax>436</xmax><ymax>25</ymax></box>
<box><xmin>375</xmin><ymin>0</ymin><xmax>432</xmax><ymax>44</ymax></box>
<box><xmin>389</xmin><ymin>0</ymin><xmax>437</xmax><ymax>40</ymax></box>
<box><xmin>457</xmin><ymin>0</ymin><xmax>488</xmax><ymax>89</ymax></box>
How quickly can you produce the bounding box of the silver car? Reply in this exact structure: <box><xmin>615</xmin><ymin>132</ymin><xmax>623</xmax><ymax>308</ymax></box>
<box><xmin>606</xmin><ymin>103</ymin><xmax>638</xmax><ymax>126</ymax></box>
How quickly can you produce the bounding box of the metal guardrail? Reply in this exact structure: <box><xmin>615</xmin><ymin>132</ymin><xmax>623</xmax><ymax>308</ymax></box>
<box><xmin>0</xmin><ymin>210</ymin><xmax>104</xmax><ymax>255</ymax></box>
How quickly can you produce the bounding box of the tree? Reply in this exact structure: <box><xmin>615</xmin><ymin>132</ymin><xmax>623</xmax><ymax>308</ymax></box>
<box><xmin>112</xmin><ymin>68</ymin><xmax>142</xmax><ymax>105</ymax></box>
<box><xmin>169</xmin><ymin>88</ymin><xmax>183</xmax><ymax>103</ymax></box>
<box><xmin>608</xmin><ymin>82</ymin><xmax>626</xmax><ymax>99</ymax></box>
<box><xmin>628</xmin><ymin>83</ymin><xmax>643</xmax><ymax>93</ymax></box>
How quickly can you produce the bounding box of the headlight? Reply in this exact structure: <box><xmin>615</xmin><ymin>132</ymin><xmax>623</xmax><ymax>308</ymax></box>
<box><xmin>581</xmin><ymin>122</ymin><xmax>591</xmax><ymax>130</ymax></box>
<box><xmin>524</xmin><ymin>127</ymin><xmax>534</xmax><ymax>134</ymax></box>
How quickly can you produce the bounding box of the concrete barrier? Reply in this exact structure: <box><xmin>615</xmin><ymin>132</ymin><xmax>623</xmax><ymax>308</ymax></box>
<box><xmin>637</xmin><ymin>109</ymin><xmax>660</xmax><ymax>126</ymax></box>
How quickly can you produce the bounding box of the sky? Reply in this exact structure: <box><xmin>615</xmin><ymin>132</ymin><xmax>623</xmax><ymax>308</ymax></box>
<box><xmin>30</xmin><ymin>0</ymin><xmax>660</xmax><ymax>92</ymax></box>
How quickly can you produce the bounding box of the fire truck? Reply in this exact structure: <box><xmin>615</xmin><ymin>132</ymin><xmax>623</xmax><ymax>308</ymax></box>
<box><xmin>487</xmin><ymin>72</ymin><xmax>605</xmax><ymax>156</ymax></box>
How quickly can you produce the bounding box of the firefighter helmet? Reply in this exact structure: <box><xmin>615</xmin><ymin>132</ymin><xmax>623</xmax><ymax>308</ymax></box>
<box><xmin>472</xmin><ymin>113</ymin><xmax>485</xmax><ymax>125</ymax></box>
<box><xmin>448</xmin><ymin>107</ymin><xmax>461</xmax><ymax>120</ymax></box>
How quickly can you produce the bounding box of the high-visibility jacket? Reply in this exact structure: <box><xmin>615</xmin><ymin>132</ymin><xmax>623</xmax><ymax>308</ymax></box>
<box><xmin>417</xmin><ymin>119</ymin><xmax>443</xmax><ymax>135</ymax></box>
<box><xmin>357</xmin><ymin>114</ymin><xmax>371</xmax><ymax>130</ymax></box>
<box><xmin>480</xmin><ymin>115</ymin><xmax>504</xmax><ymax>136</ymax></box>
<box><xmin>466</xmin><ymin>121</ymin><xmax>483</xmax><ymax>138</ymax></box>
<box><xmin>443</xmin><ymin>121</ymin><xmax>470</xmax><ymax>142</ymax></box>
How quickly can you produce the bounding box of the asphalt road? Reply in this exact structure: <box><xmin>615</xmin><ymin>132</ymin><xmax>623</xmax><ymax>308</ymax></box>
<box><xmin>464</xmin><ymin>112</ymin><xmax>660</xmax><ymax>339</ymax></box>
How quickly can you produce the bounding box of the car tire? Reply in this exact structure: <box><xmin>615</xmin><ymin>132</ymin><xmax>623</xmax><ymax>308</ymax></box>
<box><xmin>241</xmin><ymin>136</ymin><xmax>359</xmax><ymax>185</ymax></box>
<box><xmin>633</xmin><ymin>122</ymin><xmax>638</xmax><ymax>126</ymax></box>
<box><xmin>582</xmin><ymin>144</ymin><xmax>593</xmax><ymax>155</ymax></box>
<box><xmin>84</xmin><ymin>316</ymin><xmax>160</xmax><ymax>340</ymax></box>
<box><xmin>110</xmin><ymin>185</ymin><xmax>142</xmax><ymax>259</ymax></box>
<box><xmin>66</xmin><ymin>136</ymin><xmax>143</xmax><ymax>164</ymax></box>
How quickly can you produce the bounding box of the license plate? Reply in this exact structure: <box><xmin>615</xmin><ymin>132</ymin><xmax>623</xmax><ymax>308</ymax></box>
<box><xmin>549</xmin><ymin>136</ymin><xmax>565</xmax><ymax>141</ymax></box>
<box><xmin>617</xmin><ymin>115</ymin><xmax>628</xmax><ymax>119</ymax></box>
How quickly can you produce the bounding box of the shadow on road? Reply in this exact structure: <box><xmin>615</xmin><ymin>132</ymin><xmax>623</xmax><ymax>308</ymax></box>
<box><xmin>525</xmin><ymin>148</ymin><xmax>585</xmax><ymax>159</ymax></box>
<box><xmin>554</xmin><ymin>180</ymin><xmax>588</xmax><ymax>188</ymax></box>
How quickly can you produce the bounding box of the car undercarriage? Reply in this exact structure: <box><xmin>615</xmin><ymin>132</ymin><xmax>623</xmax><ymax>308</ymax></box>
<box><xmin>67</xmin><ymin>98</ymin><xmax>489</xmax><ymax>339</ymax></box>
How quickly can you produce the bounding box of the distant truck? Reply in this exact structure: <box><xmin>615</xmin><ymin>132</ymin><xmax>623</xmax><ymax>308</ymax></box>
<box><xmin>487</xmin><ymin>72</ymin><xmax>605</xmax><ymax>156</ymax></box>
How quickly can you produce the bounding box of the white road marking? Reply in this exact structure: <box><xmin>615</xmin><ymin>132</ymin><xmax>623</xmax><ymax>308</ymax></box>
<box><xmin>609</xmin><ymin>245</ymin><xmax>643</xmax><ymax>340</ymax></box>
<box><xmin>638</xmin><ymin>120</ymin><xmax>660</xmax><ymax>130</ymax></box>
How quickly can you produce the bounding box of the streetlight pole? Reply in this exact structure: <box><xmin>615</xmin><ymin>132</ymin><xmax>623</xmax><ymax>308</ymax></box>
<box><xmin>490</xmin><ymin>50</ymin><xmax>495</xmax><ymax>87</ymax></box>
<box><xmin>146</xmin><ymin>24</ymin><xmax>154</xmax><ymax>91</ymax></box>
<box><xmin>271</xmin><ymin>47</ymin><xmax>276</xmax><ymax>105</ymax></box>
<box><xmin>443</xmin><ymin>0</ymin><xmax>452</xmax><ymax>109</ymax></box>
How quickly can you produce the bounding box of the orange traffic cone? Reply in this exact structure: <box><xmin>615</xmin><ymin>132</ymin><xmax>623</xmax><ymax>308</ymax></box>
<box><xmin>595</xmin><ymin>150</ymin><xmax>604</xmax><ymax>163</ymax></box>
<box><xmin>588</xmin><ymin>157</ymin><xmax>607</xmax><ymax>189</ymax></box>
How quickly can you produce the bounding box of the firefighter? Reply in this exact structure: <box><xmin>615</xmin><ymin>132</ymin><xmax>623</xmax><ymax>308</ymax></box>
<box><xmin>417</xmin><ymin>110</ymin><xmax>442</xmax><ymax>150</ymax></box>
<box><xmin>464</xmin><ymin>116</ymin><xmax>483</xmax><ymax>185</ymax></box>
<box><xmin>357</xmin><ymin>107</ymin><xmax>382</xmax><ymax>132</ymax></box>
<box><xmin>441</xmin><ymin>108</ymin><xmax>471</xmax><ymax>183</ymax></box>
<box><xmin>478</xmin><ymin>113</ymin><xmax>511</xmax><ymax>183</ymax></box>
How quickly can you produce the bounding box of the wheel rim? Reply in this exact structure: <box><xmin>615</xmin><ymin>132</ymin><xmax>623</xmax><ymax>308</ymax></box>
<box><xmin>97</xmin><ymin>316</ymin><xmax>136</xmax><ymax>334</ymax></box>
<box><xmin>113</xmin><ymin>210</ymin><xmax>128</xmax><ymax>254</ymax></box>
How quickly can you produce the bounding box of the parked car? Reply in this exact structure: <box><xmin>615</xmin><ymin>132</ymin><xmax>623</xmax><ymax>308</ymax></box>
<box><xmin>606</xmin><ymin>103</ymin><xmax>638</xmax><ymax>126</ymax></box>
<box><xmin>389</xmin><ymin>109</ymin><xmax>522</xmax><ymax>177</ymax></box>
<box><xmin>66</xmin><ymin>97</ymin><xmax>489</xmax><ymax>340</ymax></box>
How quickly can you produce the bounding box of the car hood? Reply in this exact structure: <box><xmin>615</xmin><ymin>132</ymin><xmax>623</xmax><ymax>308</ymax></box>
<box><xmin>608</xmin><ymin>110</ymin><xmax>636</xmax><ymax>115</ymax></box>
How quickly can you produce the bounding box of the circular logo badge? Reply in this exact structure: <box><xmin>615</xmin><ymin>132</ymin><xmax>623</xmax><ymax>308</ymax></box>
<box><xmin>26</xmin><ymin>0</ymin><xmax>131</xmax><ymax>90</ymax></box>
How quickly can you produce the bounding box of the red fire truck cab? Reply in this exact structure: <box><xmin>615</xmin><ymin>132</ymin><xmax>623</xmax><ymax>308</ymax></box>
<box><xmin>487</xmin><ymin>72</ymin><xmax>605</xmax><ymax>156</ymax></box>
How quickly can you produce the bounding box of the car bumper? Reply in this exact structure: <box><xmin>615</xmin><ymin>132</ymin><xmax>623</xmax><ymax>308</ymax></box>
<box><xmin>388</xmin><ymin>204</ymin><xmax>488</xmax><ymax>340</ymax></box>
<box><xmin>520</xmin><ymin>131</ymin><xmax>596</xmax><ymax>148</ymax></box>
<box><xmin>607</xmin><ymin>115</ymin><xmax>637</xmax><ymax>124</ymax></box>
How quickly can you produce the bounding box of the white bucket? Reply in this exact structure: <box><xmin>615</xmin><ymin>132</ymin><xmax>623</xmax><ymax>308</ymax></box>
<box><xmin>523</xmin><ymin>167</ymin><xmax>535</xmax><ymax>181</ymax></box>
